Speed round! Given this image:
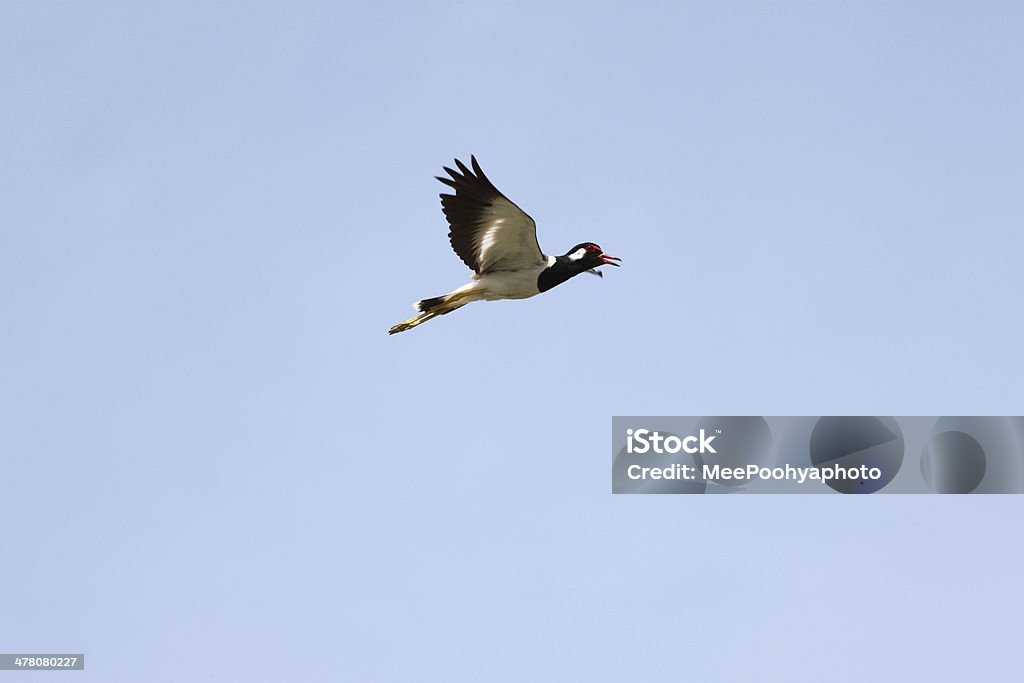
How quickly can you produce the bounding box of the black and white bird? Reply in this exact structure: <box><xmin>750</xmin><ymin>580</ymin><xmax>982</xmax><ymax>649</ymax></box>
<box><xmin>388</xmin><ymin>156</ymin><xmax>620</xmax><ymax>334</ymax></box>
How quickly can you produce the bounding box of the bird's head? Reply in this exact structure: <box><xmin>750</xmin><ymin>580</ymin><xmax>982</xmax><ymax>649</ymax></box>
<box><xmin>565</xmin><ymin>242</ymin><xmax>621</xmax><ymax>277</ymax></box>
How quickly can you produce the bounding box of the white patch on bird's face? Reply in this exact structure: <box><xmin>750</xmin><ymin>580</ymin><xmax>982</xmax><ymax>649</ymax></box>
<box><xmin>568</xmin><ymin>248</ymin><xmax>587</xmax><ymax>261</ymax></box>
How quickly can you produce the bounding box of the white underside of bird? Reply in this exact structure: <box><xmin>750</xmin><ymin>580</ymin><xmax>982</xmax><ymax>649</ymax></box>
<box><xmin>388</xmin><ymin>256</ymin><xmax>556</xmax><ymax>334</ymax></box>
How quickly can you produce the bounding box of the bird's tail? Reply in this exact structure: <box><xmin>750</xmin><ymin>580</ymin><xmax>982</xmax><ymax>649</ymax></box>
<box><xmin>388</xmin><ymin>294</ymin><xmax>467</xmax><ymax>335</ymax></box>
<box><xmin>415</xmin><ymin>296</ymin><xmax>447</xmax><ymax>313</ymax></box>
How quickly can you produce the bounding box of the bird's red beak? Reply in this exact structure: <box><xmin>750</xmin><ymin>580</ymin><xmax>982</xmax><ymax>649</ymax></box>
<box><xmin>600</xmin><ymin>254</ymin><xmax>622</xmax><ymax>267</ymax></box>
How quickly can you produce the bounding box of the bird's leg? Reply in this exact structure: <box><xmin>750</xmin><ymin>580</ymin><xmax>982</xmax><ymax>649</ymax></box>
<box><xmin>388</xmin><ymin>310</ymin><xmax>440</xmax><ymax>335</ymax></box>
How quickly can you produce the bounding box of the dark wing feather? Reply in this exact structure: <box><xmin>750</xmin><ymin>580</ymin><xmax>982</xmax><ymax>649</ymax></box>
<box><xmin>436</xmin><ymin>156</ymin><xmax>546</xmax><ymax>274</ymax></box>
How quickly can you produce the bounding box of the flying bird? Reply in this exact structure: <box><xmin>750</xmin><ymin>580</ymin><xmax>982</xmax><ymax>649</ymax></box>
<box><xmin>388</xmin><ymin>156</ymin><xmax>620</xmax><ymax>334</ymax></box>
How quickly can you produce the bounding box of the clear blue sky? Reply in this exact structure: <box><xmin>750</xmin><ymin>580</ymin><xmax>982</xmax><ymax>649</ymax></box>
<box><xmin>2</xmin><ymin>1</ymin><xmax>1022</xmax><ymax>680</ymax></box>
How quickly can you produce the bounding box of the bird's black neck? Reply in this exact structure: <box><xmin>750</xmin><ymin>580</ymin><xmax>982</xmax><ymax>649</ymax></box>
<box><xmin>537</xmin><ymin>256</ymin><xmax>590</xmax><ymax>293</ymax></box>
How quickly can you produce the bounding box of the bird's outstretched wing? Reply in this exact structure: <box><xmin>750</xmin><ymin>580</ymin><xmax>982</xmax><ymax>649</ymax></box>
<box><xmin>436</xmin><ymin>156</ymin><xmax>546</xmax><ymax>275</ymax></box>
